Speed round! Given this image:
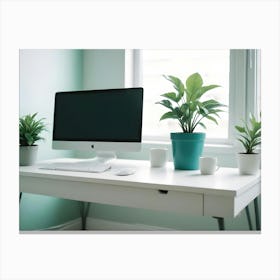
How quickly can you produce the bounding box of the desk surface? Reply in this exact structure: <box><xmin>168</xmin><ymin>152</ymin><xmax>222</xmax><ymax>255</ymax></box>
<box><xmin>20</xmin><ymin>158</ymin><xmax>261</xmax><ymax>218</ymax></box>
<box><xmin>20</xmin><ymin>158</ymin><xmax>260</xmax><ymax>197</ymax></box>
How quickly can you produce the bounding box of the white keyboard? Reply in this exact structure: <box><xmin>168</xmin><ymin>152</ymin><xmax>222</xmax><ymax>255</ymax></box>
<box><xmin>40</xmin><ymin>160</ymin><xmax>111</xmax><ymax>173</ymax></box>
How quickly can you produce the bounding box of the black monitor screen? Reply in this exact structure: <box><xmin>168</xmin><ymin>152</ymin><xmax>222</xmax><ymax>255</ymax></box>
<box><xmin>53</xmin><ymin>88</ymin><xmax>143</xmax><ymax>142</ymax></box>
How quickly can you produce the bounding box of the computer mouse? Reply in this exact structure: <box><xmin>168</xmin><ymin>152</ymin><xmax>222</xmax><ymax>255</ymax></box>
<box><xmin>114</xmin><ymin>168</ymin><xmax>136</xmax><ymax>176</ymax></box>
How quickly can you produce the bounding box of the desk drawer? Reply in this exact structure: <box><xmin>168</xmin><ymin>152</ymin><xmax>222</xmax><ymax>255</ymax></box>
<box><xmin>86</xmin><ymin>184</ymin><xmax>203</xmax><ymax>215</ymax></box>
<box><xmin>20</xmin><ymin>177</ymin><xmax>203</xmax><ymax>215</ymax></box>
<box><xmin>117</xmin><ymin>187</ymin><xmax>203</xmax><ymax>215</ymax></box>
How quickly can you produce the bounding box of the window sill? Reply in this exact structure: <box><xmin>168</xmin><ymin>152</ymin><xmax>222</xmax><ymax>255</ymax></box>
<box><xmin>142</xmin><ymin>141</ymin><xmax>236</xmax><ymax>155</ymax></box>
<box><xmin>117</xmin><ymin>141</ymin><xmax>238</xmax><ymax>167</ymax></box>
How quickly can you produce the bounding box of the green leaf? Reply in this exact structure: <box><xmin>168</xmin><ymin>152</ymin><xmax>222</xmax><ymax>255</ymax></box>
<box><xmin>235</xmin><ymin>125</ymin><xmax>246</xmax><ymax>133</ymax></box>
<box><xmin>205</xmin><ymin>115</ymin><xmax>218</xmax><ymax>125</ymax></box>
<box><xmin>156</xmin><ymin>99</ymin><xmax>174</xmax><ymax>110</ymax></box>
<box><xmin>251</xmin><ymin>140</ymin><xmax>261</xmax><ymax>147</ymax></box>
<box><xmin>197</xmin><ymin>103</ymin><xmax>209</xmax><ymax>115</ymax></box>
<box><xmin>160</xmin><ymin>92</ymin><xmax>178</xmax><ymax>102</ymax></box>
<box><xmin>239</xmin><ymin>134</ymin><xmax>250</xmax><ymax>145</ymax></box>
<box><xmin>159</xmin><ymin>111</ymin><xmax>177</xmax><ymax>121</ymax></box>
<box><xmin>254</xmin><ymin>131</ymin><xmax>261</xmax><ymax>138</ymax></box>
<box><xmin>198</xmin><ymin>122</ymin><xmax>207</xmax><ymax>129</ymax></box>
<box><xmin>250</xmin><ymin>114</ymin><xmax>257</xmax><ymax>126</ymax></box>
<box><xmin>31</xmin><ymin>112</ymin><xmax>38</xmax><ymax>119</ymax></box>
<box><xmin>163</xmin><ymin>75</ymin><xmax>184</xmax><ymax>99</ymax></box>
<box><xmin>238</xmin><ymin>136</ymin><xmax>249</xmax><ymax>152</ymax></box>
<box><xmin>186</xmin><ymin>73</ymin><xmax>203</xmax><ymax>96</ymax></box>
<box><xmin>196</xmin><ymin>85</ymin><xmax>220</xmax><ymax>98</ymax></box>
<box><xmin>24</xmin><ymin>133</ymin><xmax>33</xmax><ymax>145</ymax></box>
<box><xmin>202</xmin><ymin>99</ymin><xmax>225</xmax><ymax>108</ymax></box>
<box><xmin>180</xmin><ymin>103</ymin><xmax>189</xmax><ymax>115</ymax></box>
<box><xmin>174</xmin><ymin>107</ymin><xmax>183</xmax><ymax>118</ymax></box>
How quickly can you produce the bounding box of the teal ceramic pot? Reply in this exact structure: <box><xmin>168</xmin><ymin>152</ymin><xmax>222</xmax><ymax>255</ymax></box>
<box><xmin>171</xmin><ymin>132</ymin><xmax>206</xmax><ymax>170</ymax></box>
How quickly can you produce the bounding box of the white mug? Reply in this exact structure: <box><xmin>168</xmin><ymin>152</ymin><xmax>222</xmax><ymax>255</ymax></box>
<box><xmin>199</xmin><ymin>157</ymin><xmax>219</xmax><ymax>175</ymax></box>
<box><xmin>150</xmin><ymin>148</ymin><xmax>168</xmax><ymax>167</ymax></box>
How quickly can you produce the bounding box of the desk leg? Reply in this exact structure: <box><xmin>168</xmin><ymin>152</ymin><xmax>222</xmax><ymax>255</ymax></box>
<box><xmin>213</xmin><ymin>216</ymin><xmax>225</xmax><ymax>230</ymax></box>
<box><xmin>254</xmin><ymin>197</ymin><xmax>261</xmax><ymax>230</ymax></box>
<box><xmin>245</xmin><ymin>206</ymin><xmax>253</xmax><ymax>230</ymax></box>
<box><xmin>79</xmin><ymin>202</ymin><xmax>90</xmax><ymax>230</ymax></box>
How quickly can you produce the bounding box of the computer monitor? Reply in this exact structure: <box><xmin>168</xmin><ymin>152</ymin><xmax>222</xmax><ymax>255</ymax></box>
<box><xmin>52</xmin><ymin>87</ymin><xmax>143</xmax><ymax>160</ymax></box>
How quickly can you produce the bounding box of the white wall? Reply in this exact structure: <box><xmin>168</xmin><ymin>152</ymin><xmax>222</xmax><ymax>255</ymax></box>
<box><xmin>20</xmin><ymin>49</ymin><xmax>83</xmax><ymax>160</ymax></box>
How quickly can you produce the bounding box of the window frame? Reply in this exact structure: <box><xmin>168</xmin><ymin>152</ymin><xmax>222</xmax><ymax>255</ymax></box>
<box><xmin>125</xmin><ymin>49</ymin><xmax>260</xmax><ymax>152</ymax></box>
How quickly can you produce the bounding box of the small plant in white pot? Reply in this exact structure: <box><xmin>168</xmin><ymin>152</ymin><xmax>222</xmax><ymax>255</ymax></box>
<box><xmin>19</xmin><ymin>113</ymin><xmax>47</xmax><ymax>166</ymax></box>
<box><xmin>235</xmin><ymin>114</ymin><xmax>261</xmax><ymax>175</ymax></box>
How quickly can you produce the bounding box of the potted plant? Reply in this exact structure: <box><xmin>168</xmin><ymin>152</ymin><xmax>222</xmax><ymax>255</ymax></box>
<box><xmin>156</xmin><ymin>72</ymin><xmax>225</xmax><ymax>170</ymax></box>
<box><xmin>19</xmin><ymin>113</ymin><xmax>47</xmax><ymax>166</ymax></box>
<box><xmin>235</xmin><ymin>114</ymin><xmax>261</xmax><ymax>175</ymax></box>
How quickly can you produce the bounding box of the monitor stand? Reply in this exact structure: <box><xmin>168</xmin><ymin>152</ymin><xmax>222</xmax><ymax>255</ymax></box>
<box><xmin>83</xmin><ymin>151</ymin><xmax>116</xmax><ymax>172</ymax></box>
<box><xmin>94</xmin><ymin>151</ymin><xmax>117</xmax><ymax>163</ymax></box>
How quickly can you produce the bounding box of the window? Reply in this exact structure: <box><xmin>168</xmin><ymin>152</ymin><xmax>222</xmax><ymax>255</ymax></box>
<box><xmin>126</xmin><ymin>49</ymin><xmax>260</xmax><ymax>146</ymax></box>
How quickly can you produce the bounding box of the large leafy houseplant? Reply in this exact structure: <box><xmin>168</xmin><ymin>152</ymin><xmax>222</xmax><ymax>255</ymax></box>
<box><xmin>156</xmin><ymin>72</ymin><xmax>225</xmax><ymax>170</ymax></box>
<box><xmin>157</xmin><ymin>72</ymin><xmax>225</xmax><ymax>133</ymax></box>
<box><xmin>235</xmin><ymin>114</ymin><xmax>261</xmax><ymax>175</ymax></box>
<box><xmin>19</xmin><ymin>113</ymin><xmax>47</xmax><ymax>166</ymax></box>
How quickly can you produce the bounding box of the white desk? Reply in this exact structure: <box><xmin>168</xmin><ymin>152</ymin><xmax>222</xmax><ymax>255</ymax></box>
<box><xmin>19</xmin><ymin>158</ymin><xmax>261</xmax><ymax>230</ymax></box>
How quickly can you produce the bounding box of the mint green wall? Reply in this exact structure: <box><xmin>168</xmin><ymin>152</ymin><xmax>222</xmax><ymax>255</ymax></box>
<box><xmin>19</xmin><ymin>194</ymin><xmax>80</xmax><ymax>230</ymax></box>
<box><xmin>83</xmin><ymin>49</ymin><xmax>125</xmax><ymax>90</ymax></box>
<box><xmin>20</xmin><ymin>49</ymin><xmax>83</xmax><ymax>160</ymax></box>
<box><xmin>20</xmin><ymin>50</ymin><xmax>83</xmax><ymax>230</ymax></box>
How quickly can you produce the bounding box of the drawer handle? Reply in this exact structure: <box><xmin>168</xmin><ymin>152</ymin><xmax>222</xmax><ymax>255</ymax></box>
<box><xmin>158</xmin><ymin>189</ymin><xmax>168</xmax><ymax>195</ymax></box>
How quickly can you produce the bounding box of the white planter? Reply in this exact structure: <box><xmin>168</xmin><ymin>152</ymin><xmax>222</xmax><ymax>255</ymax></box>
<box><xmin>237</xmin><ymin>153</ymin><xmax>260</xmax><ymax>175</ymax></box>
<box><xmin>19</xmin><ymin>145</ymin><xmax>39</xmax><ymax>166</ymax></box>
